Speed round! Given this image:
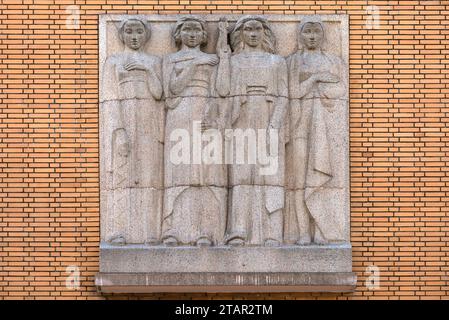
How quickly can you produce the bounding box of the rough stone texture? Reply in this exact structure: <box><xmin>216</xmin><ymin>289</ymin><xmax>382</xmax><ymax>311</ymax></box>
<box><xmin>224</xmin><ymin>16</ymin><xmax>288</xmax><ymax>247</ymax></box>
<box><xmin>100</xmin><ymin>244</ymin><xmax>353</xmax><ymax>273</ymax></box>
<box><xmin>100</xmin><ymin>17</ymin><xmax>164</xmax><ymax>245</ymax></box>
<box><xmin>99</xmin><ymin>14</ymin><xmax>348</xmax><ymax>61</ymax></box>
<box><xmin>161</xmin><ymin>17</ymin><xmax>229</xmax><ymax>247</ymax></box>
<box><xmin>285</xmin><ymin>188</ymin><xmax>349</xmax><ymax>245</ymax></box>
<box><xmin>96</xmin><ymin>272</ymin><xmax>357</xmax><ymax>293</ymax></box>
<box><xmin>285</xmin><ymin>16</ymin><xmax>349</xmax><ymax>245</ymax></box>
<box><xmin>98</xmin><ymin>14</ymin><xmax>352</xmax><ymax>293</ymax></box>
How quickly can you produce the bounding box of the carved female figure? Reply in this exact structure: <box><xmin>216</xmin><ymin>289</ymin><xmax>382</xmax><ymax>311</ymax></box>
<box><xmin>100</xmin><ymin>18</ymin><xmax>164</xmax><ymax>245</ymax></box>
<box><xmin>161</xmin><ymin>16</ymin><xmax>230</xmax><ymax>246</ymax></box>
<box><xmin>224</xmin><ymin>16</ymin><xmax>288</xmax><ymax>246</ymax></box>
<box><xmin>285</xmin><ymin>17</ymin><xmax>347</xmax><ymax>245</ymax></box>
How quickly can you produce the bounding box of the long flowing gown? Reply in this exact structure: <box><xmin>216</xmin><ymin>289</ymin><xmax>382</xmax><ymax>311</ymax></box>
<box><xmin>226</xmin><ymin>52</ymin><xmax>288</xmax><ymax>245</ymax></box>
<box><xmin>285</xmin><ymin>49</ymin><xmax>347</xmax><ymax>243</ymax></box>
<box><xmin>100</xmin><ymin>51</ymin><xmax>164</xmax><ymax>244</ymax></box>
<box><xmin>162</xmin><ymin>50</ymin><xmax>227</xmax><ymax>245</ymax></box>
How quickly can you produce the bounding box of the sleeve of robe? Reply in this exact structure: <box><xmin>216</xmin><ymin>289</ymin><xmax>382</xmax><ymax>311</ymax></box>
<box><xmin>100</xmin><ymin>56</ymin><xmax>123</xmax><ymax>175</ymax></box>
<box><xmin>286</xmin><ymin>53</ymin><xmax>302</xmax><ymax>143</ymax></box>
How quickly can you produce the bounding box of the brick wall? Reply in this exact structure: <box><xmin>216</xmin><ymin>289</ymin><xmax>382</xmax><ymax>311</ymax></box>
<box><xmin>0</xmin><ymin>0</ymin><xmax>448</xmax><ymax>299</ymax></box>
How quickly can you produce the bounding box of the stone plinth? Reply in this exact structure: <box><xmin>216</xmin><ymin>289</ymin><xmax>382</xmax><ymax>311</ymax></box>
<box><xmin>96</xmin><ymin>244</ymin><xmax>356</xmax><ymax>293</ymax></box>
<box><xmin>96</xmin><ymin>272</ymin><xmax>356</xmax><ymax>293</ymax></box>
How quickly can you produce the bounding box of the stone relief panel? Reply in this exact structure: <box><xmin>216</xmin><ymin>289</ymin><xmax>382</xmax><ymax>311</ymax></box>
<box><xmin>99</xmin><ymin>14</ymin><xmax>349</xmax><ymax>247</ymax></box>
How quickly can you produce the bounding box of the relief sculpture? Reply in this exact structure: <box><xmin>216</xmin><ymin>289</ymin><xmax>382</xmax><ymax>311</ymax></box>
<box><xmin>161</xmin><ymin>16</ymin><xmax>230</xmax><ymax>246</ymax></box>
<box><xmin>97</xmin><ymin>14</ymin><xmax>355</xmax><ymax>293</ymax></box>
<box><xmin>285</xmin><ymin>16</ymin><xmax>348</xmax><ymax>245</ymax></box>
<box><xmin>224</xmin><ymin>16</ymin><xmax>288</xmax><ymax>247</ymax></box>
<box><xmin>100</xmin><ymin>15</ymin><xmax>348</xmax><ymax>247</ymax></box>
<box><xmin>100</xmin><ymin>18</ymin><xmax>164</xmax><ymax>245</ymax></box>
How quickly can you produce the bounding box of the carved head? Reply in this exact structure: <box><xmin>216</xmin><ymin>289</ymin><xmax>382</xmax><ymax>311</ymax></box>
<box><xmin>231</xmin><ymin>16</ymin><xmax>276</xmax><ymax>54</ymax></box>
<box><xmin>172</xmin><ymin>16</ymin><xmax>208</xmax><ymax>49</ymax></box>
<box><xmin>118</xmin><ymin>18</ymin><xmax>151</xmax><ymax>50</ymax></box>
<box><xmin>298</xmin><ymin>17</ymin><xmax>325</xmax><ymax>50</ymax></box>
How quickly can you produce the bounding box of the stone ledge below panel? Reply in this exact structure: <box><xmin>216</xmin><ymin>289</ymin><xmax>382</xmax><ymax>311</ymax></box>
<box><xmin>100</xmin><ymin>244</ymin><xmax>353</xmax><ymax>273</ymax></box>
<box><xmin>95</xmin><ymin>272</ymin><xmax>357</xmax><ymax>293</ymax></box>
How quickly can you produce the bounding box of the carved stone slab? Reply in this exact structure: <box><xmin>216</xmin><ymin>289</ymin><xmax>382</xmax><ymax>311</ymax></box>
<box><xmin>97</xmin><ymin>14</ymin><xmax>354</xmax><ymax>293</ymax></box>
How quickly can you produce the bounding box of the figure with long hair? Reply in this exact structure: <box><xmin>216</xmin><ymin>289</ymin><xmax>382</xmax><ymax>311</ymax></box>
<box><xmin>161</xmin><ymin>16</ymin><xmax>230</xmax><ymax>246</ymax></box>
<box><xmin>225</xmin><ymin>16</ymin><xmax>288</xmax><ymax>247</ymax></box>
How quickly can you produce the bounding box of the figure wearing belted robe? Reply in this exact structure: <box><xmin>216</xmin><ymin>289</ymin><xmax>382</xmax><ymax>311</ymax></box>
<box><xmin>224</xmin><ymin>16</ymin><xmax>288</xmax><ymax>246</ymax></box>
<box><xmin>100</xmin><ymin>18</ymin><xmax>164</xmax><ymax>245</ymax></box>
<box><xmin>285</xmin><ymin>17</ymin><xmax>348</xmax><ymax>245</ymax></box>
<box><xmin>161</xmin><ymin>16</ymin><xmax>230</xmax><ymax>246</ymax></box>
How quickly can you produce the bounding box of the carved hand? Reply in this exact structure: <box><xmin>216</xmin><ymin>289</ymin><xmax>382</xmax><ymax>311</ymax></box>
<box><xmin>194</xmin><ymin>55</ymin><xmax>219</xmax><ymax>66</ymax></box>
<box><xmin>115</xmin><ymin>130</ymin><xmax>130</xmax><ymax>157</ymax></box>
<box><xmin>314</xmin><ymin>72</ymin><xmax>340</xmax><ymax>83</ymax></box>
<box><xmin>217</xmin><ymin>17</ymin><xmax>231</xmax><ymax>57</ymax></box>
<box><xmin>200</xmin><ymin>120</ymin><xmax>215</xmax><ymax>132</ymax></box>
<box><xmin>124</xmin><ymin>58</ymin><xmax>147</xmax><ymax>71</ymax></box>
<box><xmin>118</xmin><ymin>141</ymin><xmax>130</xmax><ymax>157</ymax></box>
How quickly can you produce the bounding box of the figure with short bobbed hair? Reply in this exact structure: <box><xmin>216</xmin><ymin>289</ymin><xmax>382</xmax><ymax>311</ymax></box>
<box><xmin>223</xmin><ymin>16</ymin><xmax>288</xmax><ymax>247</ymax></box>
<box><xmin>285</xmin><ymin>16</ymin><xmax>347</xmax><ymax>246</ymax></box>
<box><xmin>161</xmin><ymin>16</ymin><xmax>230</xmax><ymax>247</ymax></box>
<box><xmin>171</xmin><ymin>16</ymin><xmax>208</xmax><ymax>48</ymax></box>
<box><xmin>100</xmin><ymin>18</ymin><xmax>164</xmax><ymax>246</ymax></box>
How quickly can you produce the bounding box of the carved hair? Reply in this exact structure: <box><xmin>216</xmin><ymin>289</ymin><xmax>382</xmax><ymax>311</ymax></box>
<box><xmin>118</xmin><ymin>18</ymin><xmax>152</xmax><ymax>44</ymax></box>
<box><xmin>297</xmin><ymin>16</ymin><xmax>326</xmax><ymax>50</ymax></box>
<box><xmin>172</xmin><ymin>16</ymin><xmax>208</xmax><ymax>48</ymax></box>
<box><xmin>230</xmin><ymin>16</ymin><xmax>277</xmax><ymax>54</ymax></box>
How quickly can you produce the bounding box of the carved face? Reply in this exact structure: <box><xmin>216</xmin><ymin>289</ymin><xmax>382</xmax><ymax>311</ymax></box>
<box><xmin>180</xmin><ymin>21</ymin><xmax>204</xmax><ymax>48</ymax></box>
<box><xmin>122</xmin><ymin>20</ymin><xmax>148</xmax><ymax>50</ymax></box>
<box><xmin>300</xmin><ymin>22</ymin><xmax>324</xmax><ymax>50</ymax></box>
<box><xmin>242</xmin><ymin>20</ymin><xmax>264</xmax><ymax>48</ymax></box>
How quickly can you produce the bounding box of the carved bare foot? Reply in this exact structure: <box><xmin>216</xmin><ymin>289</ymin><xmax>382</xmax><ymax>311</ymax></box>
<box><xmin>264</xmin><ymin>239</ymin><xmax>280</xmax><ymax>247</ymax></box>
<box><xmin>313</xmin><ymin>229</ymin><xmax>328</xmax><ymax>245</ymax></box>
<box><xmin>226</xmin><ymin>237</ymin><xmax>245</xmax><ymax>247</ymax></box>
<box><xmin>109</xmin><ymin>235</ymin><xmax>126</xmax><ymax>246</ymax></box>
<box><xmin>163</xmin><ymin>236</ymin><xmax>178</xmax><ymax>247</ymax></box>
<box><xmin>196</xmin><ymin>236</ymin><xmax>212</xmax><ymax>247</ymax></box>
<box><xmin>145</xmin><ymin>238</ymin><xmax>160</xmax><ymax>246</ymax></box>
<box><xmin>296</xmin><ymin>236</ymin><xmax>311</xmax><ymax>246</ymax></box>
<box><xmin>313</xmin><ymin>237</ymin><xmax>329</xmax><ymax>245</ymax></box>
